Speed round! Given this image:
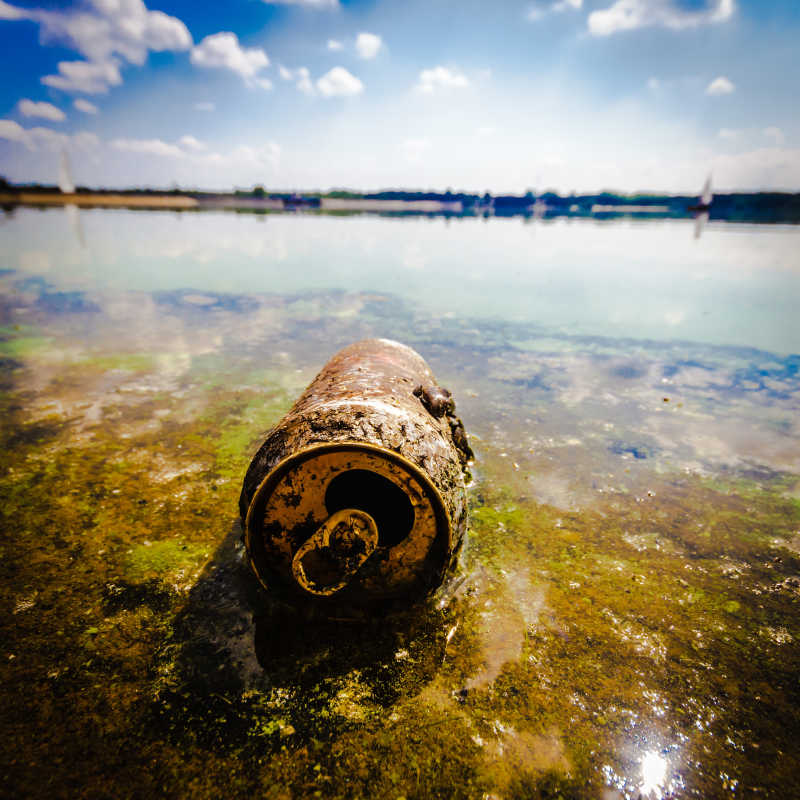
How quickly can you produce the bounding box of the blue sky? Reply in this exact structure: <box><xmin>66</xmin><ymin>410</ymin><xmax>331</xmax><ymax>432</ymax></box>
<box><xmin>0</xmin><ymin>0</ymin><xmax>798</xmax><ymax>193</ymax></box>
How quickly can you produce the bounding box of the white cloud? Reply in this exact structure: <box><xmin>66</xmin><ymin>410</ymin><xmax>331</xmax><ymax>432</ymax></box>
<box><xmin>589</xmin><ymin>0</ymin><xmax>734</xmax><ymax>36</ymax></box>
<box><xmin>316</xmin><ymin>66</ymin><xmax>363</xmax><ymax>97</ymax></box>
<box><xmin>763</xmin><ymin>126</ymin><xmax>785</xmax><ymax>145</ymax></box>
<box><xmin>42</xmin><ymin>59</ymin><xmax>123</xmax><ymax>94</ymax></box>
<box><xmin>296</xmin><ymin>67</ymin><xmax>314</xmax><ymax>95</ymax></box>
<box><xmin>528</xmin><ymin>0</ymin><xmax>582</xmax><ymax>21</ymax></box>
<box><xmin>191</xmin><ymin>32</ymin><xmax>270</xmax><ymax>83</ymax></box>
<box><xmin>0</xmin><ymin>1</ymin><xmax>25</xmax><ymax>19</ymax></box>
<box><xmin>112</xmin><ymin>137</ymin><xmax>185</xmax><ymax>158</ymax></box>
<box><xmin>401</xmin><ymin>138</ymin><xmax>431</xmax><ymax>164</ymax></box>
<box><xmin>38</xmin><ymin>0</ymin><xmax>192</xmax><ymax>64</ymax></box>
<box><xmin>74</xmin><ymin>98</ymin><xmax>99</xmax><ymax>114</ymax></box>
<box><xmin>416</xmin><ymin>66</ymin><xmax>470</xmax><ymax>94</ymax></box>
<box><xmin>1</xmin><ymin>0</ymin><xmax>191</xmax><ymax>93</ymax></box>
<box><xmin>18</xmin><ymin>99</ymin><xmax>66</xmax><ymax>121</ymax></box>
<box><xmin>194</xmin><ymin>101</ymin><xmax>215</xmax><ymax>111</ymax></box>
<box><xmin>327</xmin><ymin>38</ymin><xmax>343</xmax><ymax>51</ymax></box>
<box><xmin>254</xmin><ymin>77</ymin><xmax>274</xmax><ymax>90</ymax></box>
<box><xmin>28</xmin><ymin>127</ymin><xmax>69</xmax><ymax>150</ymax></box>
<box><xmin>0</xmin><ymin>119</ymin><xmax>31</xmax><ymax>147</ymax></box>
<box><xmin>647</xmin><ymin>77</ymin><xmax>660</xmax><ymax>90</ymax></box>
<box><xmin>109</xmin><ymin>135</ymin><xmax>281</xmax><ymax>171</ymax></box>
<box><xmin>279</xmin><ymin>66</ymin><xmax>315</xmax><ymax>95</ymax></box>
<box><xmin>711</xmin><ymin>146</ymin><xmax>800</xmax><ymax>190</ymax></box>
<box><xmin>0</xmin><ymin>120</ymin><xmax>98</xmax><ymax>151</ymax></box>
<box><xmin>355</xmin><ymin>32</ymin><xmax>382</xmax><ymax>60</ymax></box>
<box><xmin>72</xmin><ymin>131</ymin><xmax>100</xmax><ymax>150</ymax></box>
<box><xmin>202</xmin><ymin>142</ymin><xmax>281</xmax><ymax>170</ymax></box>
<box><xmin>262</xmin><ymin>0</ymin><xmax>338</xmax><ymax>7</ymax></box>
<box><xmin>706</xmin><ymin>75</ymin><xmax>735</xmax><ymax>95</ymax></box>
<box><xmin>178</xmin><ymin>135</ymin><xmax>207</xmax><ymax>152</ymax></box>
<box><xmin>717</xmin><ymin>127</ymin><xmax>786</xmax><ymax>145</ymax></box>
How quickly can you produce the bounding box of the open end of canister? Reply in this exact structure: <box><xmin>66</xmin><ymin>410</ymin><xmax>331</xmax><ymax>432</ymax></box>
<box><xmin>244</xmin><ymin>443</ymin><xmax>452</xmax><ymax>605</ymax></box>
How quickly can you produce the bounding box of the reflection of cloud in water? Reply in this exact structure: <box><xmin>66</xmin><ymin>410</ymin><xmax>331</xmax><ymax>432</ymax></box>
<box><xmin>400</xmin><ymin>241</ymin><xmax>427</xmax><ymax>271</ymax></box>
<box><xmin>477</xmin><ymin>725</ymin><xmax>570</xmax><ymax>796</ymax></box>
<box><xmin>156</xmin><ymin>232</ymin><xmax>289</xmax><ymax>263</ymax></box>
<box><xmin>7</xmin><ymin>211</ymin><xmax>800</xmax><ymax>355</ymax></box>
<box><xmin>155</xmin><ymin>350</ymin><xmax>193</xmax><ymax>379</ymax></box>
<box><xmin>19</xmin><ymin>250</ymin><xmax>52</xmax><ymax>272</ymax></box>
<box><xmin>454</xmin><ymin>570</ymin><xmax>574</xmax><ymax>792</ymax></box>
<box><xmin>8</xmin><ymin>270</ymin><xmax>800</xmax><ymax>482</ymax></box>
<box><xmin>483</xmin><ymin>343</ymin><xmax>800</xmax><ymax>476</ymax></box>
<box><xmin>465</xmin><ymin>569</ymin><xmax>546</xmax><ymax>690</ymax></box>
<box><xmin>663</xmin><ymin>309</ymin><xmax>686</xmax><ymax>326</ymax></box>
<box><xmin>527</xmin><ymin>469</ymin><xmax>585</xmax><ymax>511</ymax></box>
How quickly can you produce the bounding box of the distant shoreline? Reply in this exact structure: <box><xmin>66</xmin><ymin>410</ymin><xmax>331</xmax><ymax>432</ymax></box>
<box><xmin>0</xmin><ymin>192</ymin><xmax>463</xmax><ymax>213</ymax></box>
<box><xmin>0</xmin><ymin>192</ymin><xmax>199</xmax><ymax>209</ymax></box>
<box><xmin>2</xmin><ymin>187</ymin><xmax>800</xmax><ymax>223</ymax></box>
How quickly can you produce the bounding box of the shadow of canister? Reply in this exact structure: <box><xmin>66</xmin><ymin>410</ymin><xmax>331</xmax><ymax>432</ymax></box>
<box><xmin>140</xmin><ymin>340</ymin><xmax>474</xmax><ymax>755</ymax></box>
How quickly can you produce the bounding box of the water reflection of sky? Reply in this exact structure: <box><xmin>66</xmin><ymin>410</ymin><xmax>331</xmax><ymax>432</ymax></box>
<box><xmin>3</xmin><ymin>207</ymin><xmax>799</xmax><ymax>353</ymax></box>
<box><xmin>2</xmin><ymin>208</ymin><xmax>800</xmax><ymax>799</ymax></box>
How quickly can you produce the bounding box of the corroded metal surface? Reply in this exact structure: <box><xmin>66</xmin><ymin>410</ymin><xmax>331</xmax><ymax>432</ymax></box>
<box><xmin>240</xmin><ymin>338</ymin><xmax>472</xmax><ymax>614</ymax></box>
<box><xmin>291</xmin><ymin>508</ymin><xmax>378</xmax><ymax>596</ymax></box>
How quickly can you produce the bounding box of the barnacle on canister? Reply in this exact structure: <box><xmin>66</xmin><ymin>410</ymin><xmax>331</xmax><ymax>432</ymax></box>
<box><xmin>239</xmin><ymin>338</ymin><xmax>472</xmax><ymax>616</ymax></box>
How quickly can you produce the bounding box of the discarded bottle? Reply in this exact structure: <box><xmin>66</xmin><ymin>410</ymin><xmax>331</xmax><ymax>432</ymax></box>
<box><xmin>239</xmin><ymin>338</ymin><xmax>472</xmax><ymax>616</ymax></box>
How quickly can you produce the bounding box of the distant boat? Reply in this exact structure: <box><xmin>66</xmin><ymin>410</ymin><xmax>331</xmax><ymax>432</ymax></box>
<box><xmin>58</xmin><ymin>149</ymin><xmax>85</xmax><ymax>245</ymax></box>
<box><xmin>532</xmin><ymin>194</ymin><xmax>547</xmax><ymax>220</ymax></box>
<box><xmin>690</xmin><ymin>174</ymin><xmax>712</xmax><ymax>240</ymax></box>
<box><xmin>688</xmin><ymin>174</ymin><xmax>712</xmax><ymax>213</ymax></box>
<box><xmin>530</xmin><ymin>176</ymin><xmax>546</xmax><ymax>220</ymax></box>
<box><xmin>58</xmin><ymin>149</ymin><xmax>75</xmax><ymax>194</ymax></box>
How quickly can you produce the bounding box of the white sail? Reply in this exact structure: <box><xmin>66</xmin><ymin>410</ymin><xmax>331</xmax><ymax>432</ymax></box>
<box><xmin>58</xmin><ymin>149</ymin><xmax>75</xmax><ymax>194</ymax></box>
<box><xmin>700</xmin><ymin>173</ymin><xmax>712</xmax><ymax>207</ymax></box>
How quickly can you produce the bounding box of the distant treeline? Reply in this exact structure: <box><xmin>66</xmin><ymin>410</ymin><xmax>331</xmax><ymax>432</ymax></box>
<box><xmin>3</xmin><ymin>176</ymin><xmax>800</xmax><ymax>222</ymax></box>
<box><xmin>324</xmin><ymin>188</ymin><xmax>800</xmax><ymax>222</ymax></box>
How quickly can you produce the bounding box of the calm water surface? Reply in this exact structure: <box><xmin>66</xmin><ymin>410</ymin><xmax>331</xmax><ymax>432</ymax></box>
<box><xmin>2</xmin><ymin>207</ymin><xmax>799</xmax><ymax>798</ymax></box>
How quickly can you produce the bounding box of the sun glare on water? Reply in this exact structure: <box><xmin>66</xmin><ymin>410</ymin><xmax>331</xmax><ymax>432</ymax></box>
<box><xmin>641</xmin><ymin>750</ymin><xmax>668</xmax><ymax>798</ymax></box>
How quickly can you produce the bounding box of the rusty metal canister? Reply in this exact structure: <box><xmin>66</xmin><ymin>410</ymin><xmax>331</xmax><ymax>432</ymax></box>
<box><xmin>239</xmin><ymin>338</ymin><xmax>472</xmax><ymax>615</ymax></box>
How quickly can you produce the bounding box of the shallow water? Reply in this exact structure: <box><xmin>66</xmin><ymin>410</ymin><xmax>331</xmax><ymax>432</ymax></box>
<box><xmin>1</xmin><ymin>207</ymin><xmax>799</xmax><ymax>798</ymax></box>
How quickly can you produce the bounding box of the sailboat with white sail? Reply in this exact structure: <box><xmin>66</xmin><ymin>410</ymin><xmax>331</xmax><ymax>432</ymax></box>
<box><xmin>58</xmin><ymin>149</ymin><xmax>75</xmax><ymax>195</ymax></box>
<box><xmin>690</xmin><ymin>173</ymin><xmax>712</xmax><ymax>240</ymax></box>
<box><xmin>58</xmin><ymin>149</ymin><xmax>85</xmax><ymax>246</ymax></box>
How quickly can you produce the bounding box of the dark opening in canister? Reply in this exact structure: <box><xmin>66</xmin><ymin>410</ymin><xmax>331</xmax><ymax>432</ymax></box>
<box><xmin>325</xmin><ymin>469</ymin><xmax>415</xmax><ymax>547</ymax></box>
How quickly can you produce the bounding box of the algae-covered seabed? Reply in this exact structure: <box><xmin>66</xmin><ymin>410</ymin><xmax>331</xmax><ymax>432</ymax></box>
<box><xmin>2</xmin><ymin>269</ymin><xmax>800</xmax><ymax>798</ymax></box>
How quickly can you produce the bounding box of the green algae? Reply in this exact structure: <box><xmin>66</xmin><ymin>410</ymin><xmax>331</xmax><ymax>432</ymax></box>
<box><xmin>2</xmin><ymin>286</ymin><xmax>800</xmax><ymax>799</ymax></box>
<box><xmin>0</xmin><ymin>325</ymin><xmax>51</xmax><ymax>359</ymax></box>
<box><xmin>125</xmin><ymin>539</ymin><xmax>210</xmax><ymax>579</ymax></box>
<box><xmin>85</xmin><ymin>352</ymin><xmax>160</xmax><ymax>373</ymax></box>
<box><xmin>208</xmin><ymin>393</ymin><xmax>292</xmax><ymax>481</ymax></box>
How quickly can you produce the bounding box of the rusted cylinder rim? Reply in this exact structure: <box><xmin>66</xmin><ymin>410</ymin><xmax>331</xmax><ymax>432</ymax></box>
<box><xmin>243</xmin><ymin>441</ymin><xmax>454</xmax><ymax>599</ymax></box>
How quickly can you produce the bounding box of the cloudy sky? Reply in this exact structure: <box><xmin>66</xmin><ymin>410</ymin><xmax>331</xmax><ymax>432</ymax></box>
<box><xmin>0</xmin><ymin>0</ymin><xmax>798</xmax><ymax>193</ymax></box>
